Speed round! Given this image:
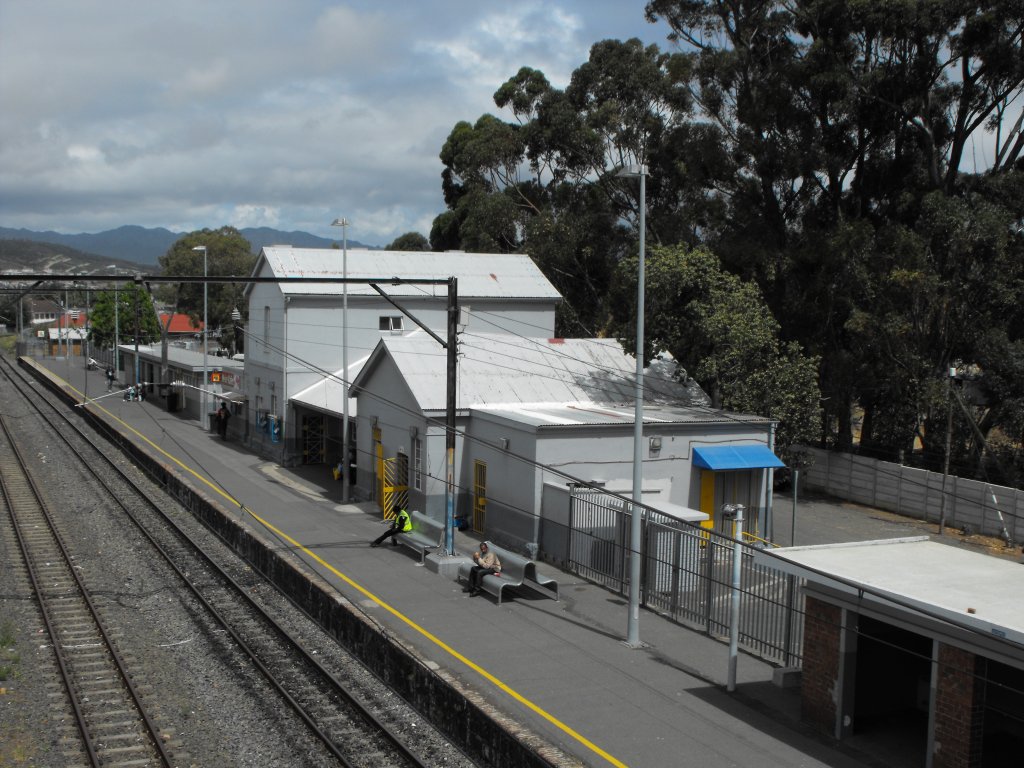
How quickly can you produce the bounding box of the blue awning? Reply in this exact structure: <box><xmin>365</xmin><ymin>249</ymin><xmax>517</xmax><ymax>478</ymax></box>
<box><xmin>693</xmin><ymin>445</ymin><xmax>785</xmax><ymax>471</ymax></box>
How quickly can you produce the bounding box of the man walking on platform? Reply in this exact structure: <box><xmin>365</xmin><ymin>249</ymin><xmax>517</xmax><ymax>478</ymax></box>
<box><xmin>216</xmin><ymin>402</ymin><xmax>230</xmax><ymax>439</ymax></box>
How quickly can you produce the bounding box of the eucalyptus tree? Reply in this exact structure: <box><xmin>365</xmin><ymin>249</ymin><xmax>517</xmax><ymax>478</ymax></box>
<box><xmin>435</xmin><ymin>39</ymin><xmax>696</xmax><ymax>335</ymax></box>
<box><xmin>609</xmin><ymin>243</ymin><xmax>822</xmax><ymax>458</ymax></box>
<box><xmin>157</xmin><ymin>227</ymin><xmax>255</xmax><ymax>340</ymax></box>
<box><xmin>645</xmin><ymin>0</ymin><xmax>1024</xmax><ymax>457</ymax></box>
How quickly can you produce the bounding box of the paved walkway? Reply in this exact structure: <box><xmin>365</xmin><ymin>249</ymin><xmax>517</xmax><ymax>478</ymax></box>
<box><xmin>31</xmin><ymin>354</ymin><xmax>966</xmax><ymax>768</ymax></box>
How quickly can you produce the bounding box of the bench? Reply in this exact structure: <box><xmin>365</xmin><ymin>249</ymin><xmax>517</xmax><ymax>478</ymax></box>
<box><xmin>457</xmin><ymin>541</ymin><xmax>559</xmax><ymax>604</ymax></box>
<box><xmin>393</xmin><ymin>511</ymin><xmax>444</xmax><ymax>564</ymax></box>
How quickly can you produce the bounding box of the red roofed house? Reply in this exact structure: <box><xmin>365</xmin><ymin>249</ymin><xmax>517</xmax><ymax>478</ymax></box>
<box><xmin>159</xmin><ymin>313</ymin><xmax>204</xmax><ymax>342</ymax></box>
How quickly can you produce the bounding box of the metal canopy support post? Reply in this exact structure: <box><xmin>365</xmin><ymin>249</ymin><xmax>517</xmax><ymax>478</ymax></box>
<box><xmin>331</xmin><ymin>218</ymin><xmax>351</xmax><ymax>504</ymax></box>
<box><xmin>445</xmin><ymin>277</ymin><xmax>458</xmax><ymax>555</ymax></box>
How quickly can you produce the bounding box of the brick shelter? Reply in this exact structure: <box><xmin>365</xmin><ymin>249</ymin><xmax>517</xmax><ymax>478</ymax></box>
<box><xmin>763</xmin><ymin>538</ymin><xmax>1023</xmax><ymax>768</ymax></box>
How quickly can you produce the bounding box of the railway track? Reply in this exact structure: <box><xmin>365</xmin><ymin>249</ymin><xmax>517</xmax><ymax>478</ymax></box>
<box><xmin>0</xmin><ymin>355</ymin><xmax>470</xmax><ymax>768</ymax></box>
<box><xmin>0</xmin><ymin>413</ymin><xmax>177</xmax><ymax>767</ymax></box>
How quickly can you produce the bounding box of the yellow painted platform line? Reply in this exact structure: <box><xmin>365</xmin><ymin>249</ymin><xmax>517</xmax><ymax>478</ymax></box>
<box><xmin>59</xmin><ymin>374</ymin><xmax>626</xmax><ymax>768</ymax></box>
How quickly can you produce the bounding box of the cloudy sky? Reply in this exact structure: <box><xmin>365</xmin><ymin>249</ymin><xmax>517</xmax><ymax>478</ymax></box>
<box><xmin>0</xmin><ymin>1</ymin><xmax>675</xmax><ymax>246</ymax></box>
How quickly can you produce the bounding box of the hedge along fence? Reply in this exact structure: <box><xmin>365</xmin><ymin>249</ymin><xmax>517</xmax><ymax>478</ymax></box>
<box><xmin>799</xmin><ymin>446</ymin><xmax>1022</xmax><ymax>545</ymax></box>
<box><xmin>19</xmin><ymin>356</ymin><xmax>576</xmax><ymax>768</ymax></box>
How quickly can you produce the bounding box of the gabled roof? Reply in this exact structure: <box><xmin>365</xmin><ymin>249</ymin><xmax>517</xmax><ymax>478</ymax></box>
<box><xmin>350</xmin><ymin>334</ymin><xmax>711</xmax><ymax>413</ymax></box>
<box><xmin>245</xmin><ymin>247</ymin><xmax>561</xmax><ymax>301</ymax></box>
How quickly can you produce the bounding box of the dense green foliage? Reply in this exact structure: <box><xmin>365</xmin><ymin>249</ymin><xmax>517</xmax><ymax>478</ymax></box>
<box><xmin>89</xmin><ymin>285</ymin><xmax>162</xmax><ymax>348</ymax></box>
<box><xmin>386</xmin><ymin>232</ymin><xmax>431</xmax><ymax>251</ymax></box>
<box><xmin>156</xmin><ymin>227</ymin><xmax>256</xmax><ymax>354</ymax></box>
<box><xmin>433</xmin><ymin>1</ymin><xmax>1024</xmax><ymax>482</ymax></box>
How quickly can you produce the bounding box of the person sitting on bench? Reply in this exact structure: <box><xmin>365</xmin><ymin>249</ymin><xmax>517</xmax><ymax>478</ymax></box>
<box><xmin>370</xmin><ymin>507</ymin><xmax>411</xmax><ymax>547</ymax></box>
<box><xmin>464</xmin><ymin>542</ymin><xmax>501</xmax><ymax>595</ymax></box>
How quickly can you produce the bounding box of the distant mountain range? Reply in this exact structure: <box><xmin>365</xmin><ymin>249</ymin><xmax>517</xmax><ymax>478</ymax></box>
<box><xmin>0</xmin><ymin>225</ymin><xmax>374</xmax><ymax>267</ymax></box>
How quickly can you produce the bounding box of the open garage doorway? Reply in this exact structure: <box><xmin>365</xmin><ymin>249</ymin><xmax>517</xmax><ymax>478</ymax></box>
<box><xmin>983</xmin><ymin>661</ymin><xmax>1024</xmax><ymax>767</ymax></box>
<box><xmin>851</xmin><ymin>616</ymin><xmax>931</xmax><ymax>763</ymax></box>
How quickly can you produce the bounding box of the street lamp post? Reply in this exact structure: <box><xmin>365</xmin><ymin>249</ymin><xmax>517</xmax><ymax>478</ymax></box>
<box><xmin>114</xmin><ymin>282</ymin><xmax>120</xmax><ymax>381</ymax></box>
<box><xmin>331</xmin><ymin>218</ymin><xmax>350</xmax><ymax>503</ymax></box>
<box><xmin>619</xmin><ymin>163</ymin><xmax>647</xmax><ymax>648</ymax></box>
<box><xmin>193</xmin><ymin>245</ymin><xmax>209</xmax><ymax>425</ymax></box>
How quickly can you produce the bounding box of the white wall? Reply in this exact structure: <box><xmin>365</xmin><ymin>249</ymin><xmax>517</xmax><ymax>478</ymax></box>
<box><xmin>245</xmin><ymin>259</ymin><xmax>556</xmax><ymax>464</ymax></box>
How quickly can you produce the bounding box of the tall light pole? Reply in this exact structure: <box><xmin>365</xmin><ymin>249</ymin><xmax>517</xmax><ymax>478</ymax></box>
<box><xmin>193</xmin><ymin>245</ymin><xmax>209</xmax><ymax>424</ymax></box>
<box><xmin>114</xmin><ymin>281</ymin><xmax>120</xmax><ymax>380</ymax></box>
<box><xmin>619</xmin><ymin>163</ymin><xmax>647</xmax><ymax>648</ymax></box>
<box><xmin>331</xmin><ymin>218</ymin><xmax>350</xmax><ymax>503</ymax></box>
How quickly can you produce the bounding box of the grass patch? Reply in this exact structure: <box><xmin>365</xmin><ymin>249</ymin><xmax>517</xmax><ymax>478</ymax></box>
<box><xmin>0</xmin><ymin>620</ymin><xmax>15</xmax><ymax>647</ymax></box>
<box><xmin>0</xmin><ymin>620</ymin><xmax>19</xmax><ymax>680</ymax></box>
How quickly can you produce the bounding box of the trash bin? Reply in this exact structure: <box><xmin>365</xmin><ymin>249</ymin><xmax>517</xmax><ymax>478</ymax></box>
<box><xmin>166</xmin><ymin>392</ymin><xmax>179</xmax><ymax>412</ymax></box>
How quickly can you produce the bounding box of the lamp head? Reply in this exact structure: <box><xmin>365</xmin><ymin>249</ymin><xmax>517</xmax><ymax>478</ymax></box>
<box><xmin>617</xmin><ymin>163</ymin><xmax>648</xmax><ymax>178</ymax></box>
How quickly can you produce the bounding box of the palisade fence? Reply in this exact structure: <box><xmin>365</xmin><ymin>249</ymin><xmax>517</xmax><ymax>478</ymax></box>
<box><xmin>799</xmin><ymin>446</ymin><xmax>1023</xmax><ymax>545</ymax></box>
<box><xmin>567</xmin><ymin>489</ymin><xmax>805</xmax><ymax>667</ymax></box>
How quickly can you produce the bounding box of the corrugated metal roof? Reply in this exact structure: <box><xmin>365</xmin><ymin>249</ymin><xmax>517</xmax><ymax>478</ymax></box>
<box><xmin>257</xmin><ymin>247</ymin><xmax>561</xmax><ymax>300</ymax></box>
<box><xmin>289</xmin><ymin>349</ymin><xmax>371</xmax><ymax>416</ymax></box>
<box><xmin>473</xmin><ymin>402</ymin><xmax>768</xmax><ymax>429</ymax></box>
<box><xmin>358</xmin><ymin>334</ymin><xmax>712</xmax><ymax>413</ymax></box>
<box><xmin>118</xmin><ymin>344</ymin><xmax>244</xmax><ymax>371</ymax></box>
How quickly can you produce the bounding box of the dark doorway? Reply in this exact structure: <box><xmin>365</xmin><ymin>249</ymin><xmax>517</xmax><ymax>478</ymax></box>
<box><xmin>983</xmin><ymin>661</ymin><xmax>1024</xmax><ymax>768</ymax></box>
<box><xmin>852</xmin><ymin>616</ymin><xmax>931</xmax><ymax>764</ymax></box>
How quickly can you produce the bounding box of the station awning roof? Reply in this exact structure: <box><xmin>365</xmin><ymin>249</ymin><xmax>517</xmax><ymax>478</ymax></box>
<box><xmin>693</xmin><ymin>445</ymin><xmax>785</xmax><ymax>471</ymax></box>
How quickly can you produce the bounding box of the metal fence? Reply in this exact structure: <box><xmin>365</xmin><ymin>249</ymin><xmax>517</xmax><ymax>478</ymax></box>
<box><xmin>800</xmin><ymin>446</ymin><xmax>1023</xmax><ymax>545</ymax></box>
<box><xmin>567</xmin><ymin>489</ymin><xmax>804</xmax><ymax>667</ymax></box>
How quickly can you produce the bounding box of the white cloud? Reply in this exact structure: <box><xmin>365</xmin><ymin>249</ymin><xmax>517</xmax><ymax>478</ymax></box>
<box><xmin>0</xmin><ymin>0</ymin><xmax>672</xmax><ymax>245</ymax></box>
<box><xmin>66</xmin><ymin>145</ymin><xmax>104</xmax><ymax>163</ymax></box>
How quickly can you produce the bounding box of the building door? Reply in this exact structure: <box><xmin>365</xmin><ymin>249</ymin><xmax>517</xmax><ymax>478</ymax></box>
<box><xmin>301</xmin><ymin>414</ymin><xmax>325</xmax><ymax>464</ymax></box>
<box><xmin>699</xmin><ymin>470</ymin><xmax>755</xmax><ymax>536</ymax></box>
<box><xmin>472</xmin><ymin>460</ymin><xmax>487</xmax><ymax>532</ymax></box>
<box><xmin>382</xmin><ymin>452</ymin><xmax>409</xmax><ymax>519</ymax></box>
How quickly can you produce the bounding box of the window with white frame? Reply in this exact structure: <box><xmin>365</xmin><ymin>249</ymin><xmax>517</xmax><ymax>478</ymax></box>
<box><xmin>379</xmin><ymin>315</ymin><xmax>404</xmax><ymax>333</ymax></box>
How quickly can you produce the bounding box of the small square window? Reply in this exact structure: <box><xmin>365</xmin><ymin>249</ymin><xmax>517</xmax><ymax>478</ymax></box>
<box><xmin>379</xmin><ymin>316</ymin><xmax>404</xmax><ymax>332</ymax></box>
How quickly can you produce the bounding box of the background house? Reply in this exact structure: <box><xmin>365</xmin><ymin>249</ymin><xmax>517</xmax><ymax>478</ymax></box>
<box><xmin>240</xmin><ymin>246</ymin><xmax>561</xmax><ymax>465</ymax></box>
<box><xmin>28</xmin><ymin>298</ymin><xmax>62</xmax><ymax>325</ymax></box>
<box><xmin>158</xmin><ymin>312</ymin><xmax>205</xmax><ymax>347</ymax></box>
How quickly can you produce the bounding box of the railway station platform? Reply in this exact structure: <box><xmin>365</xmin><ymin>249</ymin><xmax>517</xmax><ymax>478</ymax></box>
<box><xmin>26</xmin><ymin>355</ymin><xmax>901</xmax><ymax>768</ymax></box>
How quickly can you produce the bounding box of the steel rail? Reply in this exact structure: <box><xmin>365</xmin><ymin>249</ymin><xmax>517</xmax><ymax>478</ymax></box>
<box><xmin>0</xmin><ymin>411</ymin><xmax>174</xmax><ymax>768</ymax></box>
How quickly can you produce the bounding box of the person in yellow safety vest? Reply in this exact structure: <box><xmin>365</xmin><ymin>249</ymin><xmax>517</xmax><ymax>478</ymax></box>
<box><xmin>370</xmin><ymin>507</ymin><xmax>412</xmax><ymax>547</ymax></box>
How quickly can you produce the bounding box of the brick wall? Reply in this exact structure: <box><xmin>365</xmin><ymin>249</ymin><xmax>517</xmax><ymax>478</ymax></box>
<box><xmin>801</xmin><ymin>595</ymin><xmax>842</xmax><ymax>735</ymax></box>
<box><xmin>933</xmin><ymin>644</ymin><xmax>986</xmax><ymax>768</ymax></box>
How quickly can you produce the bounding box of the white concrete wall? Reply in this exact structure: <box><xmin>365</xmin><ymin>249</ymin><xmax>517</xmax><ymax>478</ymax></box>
<box><xmin>244</xmin><ymin>257</ymin><xmax>556</xmax><ymax>464</ymax></box>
